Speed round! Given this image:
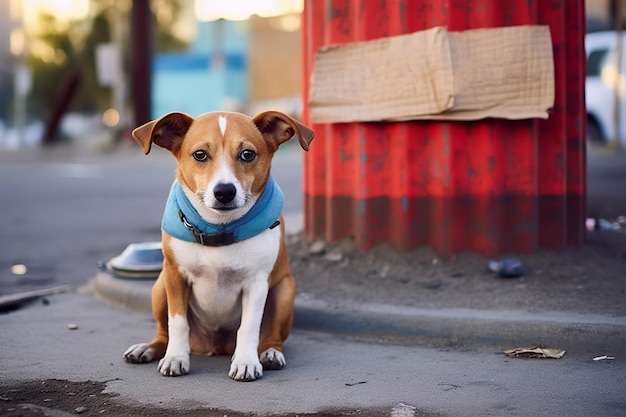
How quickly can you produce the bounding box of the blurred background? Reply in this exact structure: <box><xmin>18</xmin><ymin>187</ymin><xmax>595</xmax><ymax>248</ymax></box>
<box><xmin>0</xmin><ymin>0</ymin><xmax>303</xmax><ymax>150</ymax></box>
<box><xmin>0</xmin><ymin>0</ymin><xmax>624</xmax><ymax>150</ymax></box>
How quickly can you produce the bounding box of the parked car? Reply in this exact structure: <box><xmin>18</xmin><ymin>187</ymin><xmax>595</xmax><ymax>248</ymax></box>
<box><xmin>585</xmin><ymin>31</ymin><xmax>626</xmax><ymax>145</ymax></box>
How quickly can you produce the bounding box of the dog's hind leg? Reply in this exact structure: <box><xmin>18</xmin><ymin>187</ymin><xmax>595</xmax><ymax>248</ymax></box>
<box><xmin>259</xmin><ymin>270</ymin><xmax>295</xmax><ymax>371</ymax></box>
<box><xmin>123</xmin><ymin>274</ymin><xmax>168</xmax><ymax>364</ymax></box>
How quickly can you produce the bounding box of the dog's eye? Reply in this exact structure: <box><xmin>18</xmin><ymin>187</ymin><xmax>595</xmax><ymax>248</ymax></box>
<box><xmin>193</xmin><ymin>150</ymin><xmax>208</xmax><ymax>162</ymax></box>
<box><xmin>239</xmin><ymin>149</ymin><xmax>256</xmax><ymax>163</ymax></box>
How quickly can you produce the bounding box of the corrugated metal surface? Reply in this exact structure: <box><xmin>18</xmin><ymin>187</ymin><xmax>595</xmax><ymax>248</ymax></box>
<box><xmin>301</xmin><ymin>0</ymin><xmax>586</xmax><ymax>256</ymax></box>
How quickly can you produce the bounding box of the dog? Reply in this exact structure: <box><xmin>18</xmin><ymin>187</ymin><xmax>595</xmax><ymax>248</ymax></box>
<box><xmin>123</xmin><ymin>110</ymin><xmax>314</xmax><ymax>381</ymax></box>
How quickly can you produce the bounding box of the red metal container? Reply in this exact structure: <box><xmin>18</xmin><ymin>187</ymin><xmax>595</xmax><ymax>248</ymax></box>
<box><xmin>301</xmin><ymin>0</ymin><xmax>586</xmax><ymax>256</ymax></box>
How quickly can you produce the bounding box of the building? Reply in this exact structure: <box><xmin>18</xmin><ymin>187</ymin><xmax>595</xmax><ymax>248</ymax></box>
<box><xmin>151</xmin><ymin>13</ymin><xmax>302</xmax><ymax>119</ymax></box>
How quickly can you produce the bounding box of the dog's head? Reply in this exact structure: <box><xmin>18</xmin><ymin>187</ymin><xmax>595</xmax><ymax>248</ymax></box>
<box><xmin>132</xmin><ymin>111</ymin><xmax>314</xmax><ymax>223</ymax></box>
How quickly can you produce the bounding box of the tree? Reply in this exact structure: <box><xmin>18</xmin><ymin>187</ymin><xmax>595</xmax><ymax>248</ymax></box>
<box><xmin>25</xmin><ymin>0</ymin><xmax>190</xmax><ymax>126</ymax></box>
<box><xmin>25</xmin><ymin>10</ymin><xmax>87</xmax><ymax>117</ymax></box>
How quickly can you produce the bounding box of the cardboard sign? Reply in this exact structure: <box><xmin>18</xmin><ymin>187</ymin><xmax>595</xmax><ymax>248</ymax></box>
<box><xmin>309</xmin><ymin>25</ymin><xmax>555</xmax><ymax>123</ymax></box>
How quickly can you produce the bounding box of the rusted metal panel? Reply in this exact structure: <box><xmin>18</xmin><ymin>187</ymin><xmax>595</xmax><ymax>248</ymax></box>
<box><xmin>301</xmin><ymin>0</ymin><xmax>586</xmax><ymax>256</ymax></box>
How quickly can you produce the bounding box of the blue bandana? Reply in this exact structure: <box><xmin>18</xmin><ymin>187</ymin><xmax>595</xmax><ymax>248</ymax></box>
<box><xmin>162</xmin><ymin>176</ymin><xmax>284</xmax><ymax>246</ymax></box>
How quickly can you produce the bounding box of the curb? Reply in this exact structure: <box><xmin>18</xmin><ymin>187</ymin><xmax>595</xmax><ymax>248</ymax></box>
<box><xmin>293</xmin><ymin>298</ymin><xmax>626</xmax><ymax>355</ymax></box>
<box><xmin>92</xmin><ymin>272</ymin><xmax>153</xmax><ymax>312</ymax></box>
<box><xmin>92</xmin><ymin>272</ymin><xmax>626</xmax><ymax>356</ymax></box>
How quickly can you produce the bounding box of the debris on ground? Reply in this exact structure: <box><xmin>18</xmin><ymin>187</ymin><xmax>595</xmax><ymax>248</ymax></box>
<box><xmin>0</xmin><ymin>286</ymin><xmax>73</xmax><ymax>311</ymax></box>
<box><xmin>487</xmin><ymin>259</ymin><xmax>522</xmax><ymax>277</ymax></box>
<box><xmin>503</xmin><ymin>346</ymin><xmax>566</xmax><ymax>359</ymax></box>
<box><xmin>309</xmin><ymin>240</ymin><xmax>327</xmax><ymax>256</ymax></box>
<box><xmin>592</xmin><ymin>355</ymin><xmax>616</xmax><ymax>361</ymax></box>
<box><xmin>586</xmin><ymin>217</ymin><xmax>626</xmax><ymax>232</ymax></box>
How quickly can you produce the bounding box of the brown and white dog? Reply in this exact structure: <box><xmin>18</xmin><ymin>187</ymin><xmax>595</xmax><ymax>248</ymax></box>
<box><xmin>123</xmin><ymin>111</ymin><xmax>314</xmax><ymax>381</ymax></box>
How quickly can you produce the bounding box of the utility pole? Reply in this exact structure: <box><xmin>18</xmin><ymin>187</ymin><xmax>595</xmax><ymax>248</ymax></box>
<box><xmin>131</xmin><ymin>0</ymin><xmax>152</xmax><ymax>128</ymax></box>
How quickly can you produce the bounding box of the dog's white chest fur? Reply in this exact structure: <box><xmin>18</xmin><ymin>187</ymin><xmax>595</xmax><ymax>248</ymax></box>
<box><xmin>169</xmin><ymin>226</ymin><xmax>281</xmax><ymax>326</ymax></box>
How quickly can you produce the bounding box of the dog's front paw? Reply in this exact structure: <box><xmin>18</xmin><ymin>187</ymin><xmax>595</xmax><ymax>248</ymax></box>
<box><xmin>260</xmin><ymin>348</ymin><xmax>286</xmax><ymax>370</ymax></box>
<box><xmin>229</xmin><ymin>353</ymin><xmax>263</xmax><ymax>381</ymax></box>
<box><xmin>123</xmin><ymin>343</ymin><xmax>156</xmax><ymax>363</ymax></box>
<box><xmin>158</xmin><ymin>355</ymin><xmax>190</xmax><ymax>377</ymax></box>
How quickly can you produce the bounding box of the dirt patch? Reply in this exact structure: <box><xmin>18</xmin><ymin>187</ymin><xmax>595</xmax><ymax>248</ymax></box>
<box><xmin>0</xmin><ymin>379</ymin><xmax>122</xmax><ymax>417</ymax></box>
<box><xmin>0</xmin><ymin>380</ymin><xmax>443</xmax><ymax>417</ymax></box>
<box><xmin>287</xmin><ymin>230</ymin><xmax>626</xmax><ymax>316</ymax></box>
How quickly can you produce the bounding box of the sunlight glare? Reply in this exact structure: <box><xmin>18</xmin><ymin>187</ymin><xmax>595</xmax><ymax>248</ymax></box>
<box><xmin>103</xmin><ymin>108</ymin><xmax>120</xmax><ymax>127</ymax></box>
<box><xmin>195</xmin><ymin>0</ymin><xmax>302</xmax><ymax>21</ymax></box>
<box><xmin>22</xmin><ymin>0</ymin><xmax>89</xmax><ymax>26</ymax></box>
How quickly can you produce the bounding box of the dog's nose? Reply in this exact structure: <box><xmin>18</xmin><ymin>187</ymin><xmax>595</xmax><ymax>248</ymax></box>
<box><xmin>214</xmin><ymin>183</ymin><xmax>236</xmax><ymax>203</ymax></box>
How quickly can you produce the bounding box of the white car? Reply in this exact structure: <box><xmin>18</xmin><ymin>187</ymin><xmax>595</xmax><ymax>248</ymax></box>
<box><xmin>585</xmin><ymin>31</ymin><xmax>626</xmax><ymax>145</ymax></box>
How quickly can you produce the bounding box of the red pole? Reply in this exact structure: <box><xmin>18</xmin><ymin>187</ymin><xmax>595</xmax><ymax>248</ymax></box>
<box><xmin>302</xmin><ymin>0</ymin><xmax>586</xmax><ymax>257</ymax></box>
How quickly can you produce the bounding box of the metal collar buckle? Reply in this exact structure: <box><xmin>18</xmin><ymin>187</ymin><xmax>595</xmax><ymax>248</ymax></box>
<box><xmin>178</xmin><ymin>210</ymin><xmax>236</xmax><ymax>247</ymax></box>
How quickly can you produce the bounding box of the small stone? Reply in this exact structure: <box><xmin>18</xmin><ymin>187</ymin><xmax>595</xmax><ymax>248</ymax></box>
<box><xmin>309</xmin><ymin>240</ymin><xmax>326</xmax><ymax>256</ymax></box>
<box><xmin>424</xmin><ymin>281</ymin><xmax>442</xmax><ymax>290</ymax></box>
<box><xmin>67</xmin><ymin>323</ymin><xmax>79</xmax><ymax>330</ymax></box>
<box><xmin>324</xmin><ymin>251</ymin><xmax>343</xmax><ymax>262</ymax></box>
<box><xmin>75</xmin><ymin>406</ymin><xmax>89</xmax><ymax>414</ymax></box>
<box><xmin>380</xmin><ymin>264</ymin><xmax>390</xmax><ymax>278</ymax></box>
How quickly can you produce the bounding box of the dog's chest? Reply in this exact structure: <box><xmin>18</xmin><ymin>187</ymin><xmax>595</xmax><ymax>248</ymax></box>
<box><xmin>187</xmin><ymin>265</ymin><xmax>246</xmax><ymax>325</ymax></box>
<box><xmin>169</xmin><ymin>228</ymin><xmax>280</xmax><ymax>324</ymax></box>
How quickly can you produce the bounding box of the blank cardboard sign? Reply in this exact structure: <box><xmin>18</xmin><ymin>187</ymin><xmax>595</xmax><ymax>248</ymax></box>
<box><xmin>309</xmin><ymin>25</ymin><xmax>554</xmax><ymax>123</ymax></box>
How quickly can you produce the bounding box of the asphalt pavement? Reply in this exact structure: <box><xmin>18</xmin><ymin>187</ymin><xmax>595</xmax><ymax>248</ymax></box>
<box><xmin>0</xmin><ymin>142</ymin><xmax>625</xmax><ymax>416</ymax></box>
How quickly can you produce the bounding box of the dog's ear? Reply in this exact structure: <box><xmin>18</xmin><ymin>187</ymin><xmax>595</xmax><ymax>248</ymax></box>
<box><xmin>252</xmin><ymin>111</ymin><xmax>315</xmax><ymax>152</ymax></box>
<box><xmin>132</xmin><ymin>112</ymin><xmax>194</xmax><ymax>155</ymax></box>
